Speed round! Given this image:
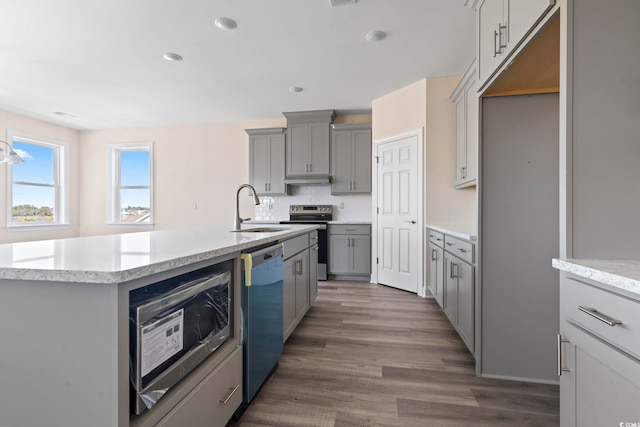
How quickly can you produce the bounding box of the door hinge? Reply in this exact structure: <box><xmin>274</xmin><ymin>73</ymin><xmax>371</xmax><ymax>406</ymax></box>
<box><xmin>376</xmin><ymin>257</ymin><xmax>379</xmax><ymax>265</ymax></box>
<box><xmin>376</xmin><ymin>207</ymin><xmax>379</xmax><ymax>214</ymax></box>
<box><xmin>375</xmin><ymin>156</ymin><xmax>379</xmax><ymax>164</ymax></box>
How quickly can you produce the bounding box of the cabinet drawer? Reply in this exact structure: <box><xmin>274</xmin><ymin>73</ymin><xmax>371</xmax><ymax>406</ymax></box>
<box><xmin>282</xmin><ymin>234</ymin><xmax>308</xmax><ymax>259</ymax></box>
<box><xmin>329</xmin><ymin>224</ymin><xmax>371</xmax><ymax>235</ymax></box>
<box><xmin>562</xmin><ymin>276</ymin><xmax>640</xmax><ymax>359</ymax></box>
<box><xmin>444</xmin><ymin>235</ymin><xmax>474</xmax><ymax>264</ymax></box>
<box><xmin>157</xmin><ymin>347</ymin><xmax>242</xmax><ymax>427</ymax></box>
<box><xmin>427</xmin><ymin>229</ymin><xmax>445</xmax><ymax>247</ymax></box>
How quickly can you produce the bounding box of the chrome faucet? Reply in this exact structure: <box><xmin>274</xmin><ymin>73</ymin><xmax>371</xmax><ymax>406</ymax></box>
<box><xmin>234</xmin><ymin>184</ymin><xmax>261</xmax><ymax>230</ymax></box>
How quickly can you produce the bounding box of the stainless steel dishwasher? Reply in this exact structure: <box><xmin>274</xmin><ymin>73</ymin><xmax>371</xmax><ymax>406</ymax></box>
<box><xmin>234</xmin><ymin>243</ymin><xmax>284</xmax><ymax>419</ymax></box>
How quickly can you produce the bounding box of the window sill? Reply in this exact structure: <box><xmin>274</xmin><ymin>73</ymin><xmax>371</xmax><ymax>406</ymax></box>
<box><xmin>7</xmin><ymin>223</ymin><xmax>71</xmax><ymax>232</ymax></box>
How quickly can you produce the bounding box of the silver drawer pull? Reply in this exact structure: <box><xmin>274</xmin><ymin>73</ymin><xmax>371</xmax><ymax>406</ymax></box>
<box><xmin>458</xmin><ymin>248</ymin><xmax>467</xmax><ymax>253</ymax></box>
<box><xmin>445</xmin><ymin>242</ymin><xmax>453</xmax><ymax>246</ymax></box>
<box><xmin>578</xmin><ymin>306</ymin><xmax>622</xmax><ymax>327</ymax></box>
<box><xmin>220</xmin><ymin>384</ymin><xmax>240</xmax><ymax>404</ymax></box>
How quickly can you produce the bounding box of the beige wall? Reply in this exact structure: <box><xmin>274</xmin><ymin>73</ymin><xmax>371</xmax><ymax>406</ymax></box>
<box><xmin>425</xmin><ymin>77</ymin><xmax>477</xmax><ymax>226</ymax></box>
<box><xmin>371</xmin><ymin>79</ymin><xmax>427</xmax><ymax>142</ymax></box>
<box><xmin>78</xmin><ymin>118</ymin><xmax>285</xmax><ymax>236</ymax></box>
<box><xmin>0</xmin><ymin>111</ymin><xmax>80</xmax><ymax>243</ymax></box>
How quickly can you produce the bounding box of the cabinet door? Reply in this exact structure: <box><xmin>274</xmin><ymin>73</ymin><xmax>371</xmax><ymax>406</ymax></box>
<box><xmin>295</xmin><ymin>251</ymin><xmax>310</xmax><ymax>319</ymax></box>
<box><xmin>350</xmin><ymin>235</ymin><xmax>371</xmax><ymax>275</ymax></box>
<box><xmin>331</xmin><ymin>130</ymin><xmax>353</xmax><ymax>193</ymax></box>
<box><xmin>463</xmin><ymin>79</ymin><xmax>478</xmax><ymax>186</ymax></box>
<box><xmin>506</xmin><ymin>0</ymin><xmax>555</xmax><ymax>52</ymax></box>
<box><xmin>309</xmin><ymin>245</ymin><xmax>318</xmax><ymax>304</ymax></box>
<box><xmin>560</xmin><ymin>323</ymin><xmax>640</xmax><ymax>427</ymax></box>
<box><xmin>428</xmin><ymin>244</ymin><xmax>444</xmax><ymax>308</ymax></box>
<box><xmin>249</xmin><ymin>135</ymin><xmax>269</xmax><ymax>194</ymax></box>
<box><xmin>454</xmin><ymin>94</ymin><xmax>467</xmax><ymax>185</ymax></box>
<box><xmin>328</xmin><ymin>235</ymin><xmax>350</xmax><ymax>274</ymax></box>
<box><xmin>308</xmin><ymin>123</ymin><xmax>330</xmax><ymax>175</ymax></box>
<box><xmin>286</xmin><ymin>124</ymin><xmax>309</xmax><ymax>176</ymax></box>
<box><xmin>267</xmin><ymin>133</ymin><xmax>286</xmax><ymax>194</ymax></box>
<box><xmin>352</xmin><ymin>129</ymin><xmax>372</xmax><ymax>193</ymax></box>
<box><xmin>478</xmin><ymin>0</ymin><xmax>506</xmax><ymax>86</ymax></box>
<box><xmin>283</xmin><ymin>257</ymin><xmax>297</xmax><ymax>342</ymax></box>
<box><xmin>456</xmin><ymin>261</ymin><xmax>475</xmax><ymax>353</ymax></box>
<box><xmin>443</xmin><ymin>253</ymin><xmax>458</xmax><ymax>324</ymax></box>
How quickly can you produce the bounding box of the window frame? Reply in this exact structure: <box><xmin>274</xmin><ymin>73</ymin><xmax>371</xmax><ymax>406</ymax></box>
<box><xmin>108</xmin><ymin>142</ymin><xmax>154</xmax><ymax>228</ymax></box>
<box><xmin>5</xmin><ymin>131</ymin><xmax>69</xmax><ymax>231</ymax></box>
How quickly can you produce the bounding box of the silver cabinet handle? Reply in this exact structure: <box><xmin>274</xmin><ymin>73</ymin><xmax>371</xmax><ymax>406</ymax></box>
<box><xmin>220</xmin><ymin>384</ymin><xmax>240</xmax><ymax>404</ymax></box>
<box><xmin>404</xmin><ymin>220</ymin><xmax>417</xmax><ymax>224</ymax></box>
<box><xmin>498</xmin><ymin>24</ymin><xmax>508</xmax><ymax>50</ymax></box>
<box><xmin>268</xmin><ymin>183</ymin><xmax>271</xmax><ymax>191</ymax></box>
<box><xmin>493</xmin><ymin>28</ymin><xmax>499</xmax><ymax>57</ymax></box>
<box><xmin>461</xmin><ymin>166</ymin><xmax>466</xmax><ymax>179</ymax></box>
<box><xmin>449</xmin><ymin>261</ymin><xmax>457</xmax><ymax>279</ymax></box>
<box><xmin>264</xmin><ymin>183</ymin><xmax>267</xmax><ymax>192</ymax></box>
<box><xmin>578</xmin><ymin>306</ymin><xmax>622</xmax><ymax>327</ymax></box>
<box><xmin>445</xmin><ymin>242</ymin><xmax>453</xmax><ymax>246</ymax></box>
<box><xmin>431</xmin><ymin>249</ymin><xmax>437</xmax><ymax>261</ymax></box>
<box><xmin>458</xmin><ymin>248</ymin><xmax>467</xmax><ymax>253</ymax></box>
<box><xmin>556</xmin><ymin>334</ymin><xmax>570</xmax><ymax>376</ymax></box>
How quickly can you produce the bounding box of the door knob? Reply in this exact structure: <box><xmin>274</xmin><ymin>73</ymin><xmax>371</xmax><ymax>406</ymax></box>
<box><xmin>404</xmin><ymin>220</ymin><xmax>417</xmax><ymax>224</ymax></box>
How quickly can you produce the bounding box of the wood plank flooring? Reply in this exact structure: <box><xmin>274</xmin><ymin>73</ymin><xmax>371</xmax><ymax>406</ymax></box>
<box><xmin>229</xmin><ymin>281</ymin><xmax>559</xmax><ymax>427</ymax></box>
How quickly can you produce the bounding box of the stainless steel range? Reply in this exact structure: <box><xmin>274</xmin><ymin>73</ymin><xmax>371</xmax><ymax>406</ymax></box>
<box><xmin>281</xmin><ymin>205</ymin><xmax>333</xmax><ymax>280</ymax></box>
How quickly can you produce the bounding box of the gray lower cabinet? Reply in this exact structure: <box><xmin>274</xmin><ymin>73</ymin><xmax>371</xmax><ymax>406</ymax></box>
<box><xmin>309</xmin><ymin>242</ymin><xmax>318</xmax><ymax>304</ymax></box>
<box><xmin>282</xmin><ymin>232</ymin><xmax>315</xmax><ymax>342</ymax></box>
<box><xmin>427</xmin><ymin>227</ymin><xmax>475</xmax><ymax>355</ymax></box>
<box><xmin>330</xmin><ymin>124</ymin><xmax>372</xmax><ymax>194</ymax></box>
<box><xmin>559</xmin><ymin>275</ymin><xmax>640</xmax><ymax>426</ymax></box>
<box><xmin>156</xmin><ymin>347</ymin><xmax>242</xmax><ymax>427</ymax></box>
<box><xmin>443</xmin><ymin>252</ymin><xmax>474</xmax><ymax>353</ymax></box>
<box><xmin>427</xmin><ymin>230</ymin><xmax>445</xmax><ymax>308</ymax></box>
<box><xmin>246</xmin><ymin>127</ymin><xmax>286</xmax><ymax>195</ymax></box>
<box><xmin>283</xmin><ymin>110</ymin><xmax>335</xmax><ymax>177</ymax></box>
<box><xmin>328</xmin><ymin>224</ymin><xmax>371</xmax><ymax>279</ymax></box>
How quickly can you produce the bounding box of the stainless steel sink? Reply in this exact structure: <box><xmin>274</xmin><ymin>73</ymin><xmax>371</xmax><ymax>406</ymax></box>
<box><xmin>231</xmin><ymin>227</ymin><xmax>289</xmax><ymax>233</ymax></box>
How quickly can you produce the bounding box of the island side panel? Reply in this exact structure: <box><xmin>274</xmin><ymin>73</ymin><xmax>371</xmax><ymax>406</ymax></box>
<box><xmin>0</xmin><ymin>279</ymin><xmax>119</xmax><ymax>427</ymax></box>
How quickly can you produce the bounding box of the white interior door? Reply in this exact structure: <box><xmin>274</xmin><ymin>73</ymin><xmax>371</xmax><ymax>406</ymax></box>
<box><xmin>376</xmin><ymin>134</ymin><xmax>419</xmax><ymax>293</ymax></box>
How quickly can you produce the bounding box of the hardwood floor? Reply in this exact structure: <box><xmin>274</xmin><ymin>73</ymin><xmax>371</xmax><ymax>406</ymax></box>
<box><xmin>229</xmin><ymin>281</ymin><xmax>559</xmax><ymax>426</ymax></box>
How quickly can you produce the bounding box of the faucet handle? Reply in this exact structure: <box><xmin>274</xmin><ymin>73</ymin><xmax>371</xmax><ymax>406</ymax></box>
<box><xmin>241</xmin><ymin>217</ymin><xmax>251</xmax><ymax>223</ymax></box>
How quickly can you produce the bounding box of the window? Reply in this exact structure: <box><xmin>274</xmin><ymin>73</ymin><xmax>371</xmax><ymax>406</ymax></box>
<box><xmin>6</xmin><ymin>131</ymin><xmax>68</xmax><ymax>229</ymax></box>
<box><xmin>109</xmin><ymin>142</ymin><xmax>153</xmax><ymax>226</ymax></box>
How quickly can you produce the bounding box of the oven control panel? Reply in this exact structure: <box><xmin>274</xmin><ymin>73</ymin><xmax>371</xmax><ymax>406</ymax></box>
<box><xmin>289</xmin><ymin>205</ymin><xmax>333</xmax><ymax>215</ymax></box>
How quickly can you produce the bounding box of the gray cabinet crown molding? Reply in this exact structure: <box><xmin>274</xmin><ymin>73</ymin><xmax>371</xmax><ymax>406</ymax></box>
<box><xmin>245</xmin><ymin>127</ymin><xmax>285</xmax><ymax>135</ymax></box>
<box><xmin>283</xmin><ymin>109</ymin><xmax>336</xmax><ymax>123</ymax></box>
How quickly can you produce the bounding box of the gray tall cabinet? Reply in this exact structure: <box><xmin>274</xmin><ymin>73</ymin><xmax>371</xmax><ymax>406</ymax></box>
<box><xmin>557</xmin><ymin>0</ymin><xmax>640</xmax><ymax>423</ymax></box>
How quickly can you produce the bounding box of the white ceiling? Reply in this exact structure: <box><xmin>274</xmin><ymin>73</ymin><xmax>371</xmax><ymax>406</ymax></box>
<box><xmin>0</xmin><ymin>0</ymin><xmax>475</xmax><ymax>131</ymax></box>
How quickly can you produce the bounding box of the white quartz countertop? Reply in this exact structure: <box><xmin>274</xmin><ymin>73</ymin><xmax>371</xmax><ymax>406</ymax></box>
<box><xmin>0</xmin><ymin>224</ymin><xmax>317</xmax><ymax>284</ymax></box>
<box><xmin>553</xmin><ymin>259</ymin><xmax>640</xmax><ymax>297</ymax></box>
<box><xmin>328</xmin><ymin>221</ymin><xmax>372</xmax><ymax>225</ymax></box>
<box><xmin>426</xmin><ymin>224</ymin><xmax>477</xmax><ymax>241</ymax></box>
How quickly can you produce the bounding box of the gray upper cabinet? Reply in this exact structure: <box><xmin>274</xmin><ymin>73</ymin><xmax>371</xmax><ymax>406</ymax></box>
<box><xmin>477</xmin><ymin>0</ymin><xmax>556</xmax><ymax>89</ymax></box>
<box><xmin>451</xmin><ymin>60</ymin><xmax>478</xmax><ymax>189</ymax></box>
<box><xmin>283</xmin><ymin>110</ymin><xmax>335</xmax><ymax>177</ymax></box>
<box><xmin>330</xmin><ymin>124</ymin><xmax>372</xmax><ymax>194</ymax></box>
<box><xmin>246</xmin><ymin>127</ymin><xmax>286</xmax><ymax>195</ymax></box>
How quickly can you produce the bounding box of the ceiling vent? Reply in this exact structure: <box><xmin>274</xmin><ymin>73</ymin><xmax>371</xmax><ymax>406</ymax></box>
<box><xmin>329</xmin><ymin>0</ymin><xmax>357</xmax><ymax>7</ymax></box>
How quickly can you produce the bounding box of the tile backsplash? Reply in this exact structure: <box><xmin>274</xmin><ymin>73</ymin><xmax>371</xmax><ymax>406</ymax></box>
<box><xmin>254</xmin><ymin>185</ymin><xmax>372</xmax><ymax>222</ymax></box>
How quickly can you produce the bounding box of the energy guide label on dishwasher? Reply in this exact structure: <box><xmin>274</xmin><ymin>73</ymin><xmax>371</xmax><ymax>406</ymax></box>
<box><xmin>141</xmin><ymin>309</ymin><xmax>184</xmax><ymax>377</ymax></box>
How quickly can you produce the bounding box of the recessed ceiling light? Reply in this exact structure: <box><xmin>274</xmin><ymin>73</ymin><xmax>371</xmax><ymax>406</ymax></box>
<box><xmin>365</xmin><ymin>30</ymin><xmax>387</xmax><ymax>42</ymax></box>
<box><xmin>329</xmin><ymin>0</ymin><xmax>357</xmax><ymax>6</ymax></box>
<box><xmin>289</xmin><ymin>86</ymin><xmax>304</xmax><ymax>93</ymax></box>
<box><xmin>53</xmin><ymin>111</ymin><xmax>76</xmax><ymax>118</ymax></box>
<box><xmin>215</xmin><ymin>17</ymin><xmax>237</xmax><ymax>30</ymax></box>
<box><xmin>163</xmin><ymin>52</ymin><xmax>183</xmax><ymax>62</ymax></box>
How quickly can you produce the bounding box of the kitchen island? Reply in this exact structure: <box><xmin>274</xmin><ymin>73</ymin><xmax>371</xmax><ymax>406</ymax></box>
<box><xmin>0</xmin><ymin>224</ymin><xmax>317</xmax><ymax>427</ymax></box>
